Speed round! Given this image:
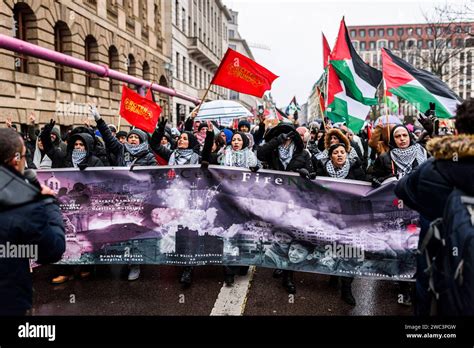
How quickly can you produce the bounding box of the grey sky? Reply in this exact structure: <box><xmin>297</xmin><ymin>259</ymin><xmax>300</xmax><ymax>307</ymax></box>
<box><xmin>224</xmin><ymin>0</ymin><xmax>455</xmax><ymax>107</ymax></box>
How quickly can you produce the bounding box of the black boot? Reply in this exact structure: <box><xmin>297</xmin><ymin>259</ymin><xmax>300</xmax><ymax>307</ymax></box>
<box><xmin>179</xmin><ymin>266</ymin><xmax>193</xmax><ymax>288</ymax></box>
<box><xmin>273</xmin><ymin>269</ymin><xmax>284</xmax><ymax>278</ymax></box>
<box><xmin>282</xmin><ymin>271</ymin><xmax>296</xmax><ymax>294</ymax></box>
<box><xmin>341</xmin><ymin>277</ymin><xmax>356</xmax><ymax>306</ymax></box>
<box><xmin>329</xmin><ymin>275</ymin><xmax>339</xmax><ymax>288</ymax></box>
<box><xmin>223</xmin><ymin>266</ymin><xmax>235</xmax><ymax>286</ymax></box>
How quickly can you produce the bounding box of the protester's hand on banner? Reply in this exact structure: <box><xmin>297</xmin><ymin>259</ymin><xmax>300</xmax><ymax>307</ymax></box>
<box><xmin>297</xmin><ymin>168</ymin><xmax>310</xmax><ymax>179</ymax></box>
<box><xmin>89</xmin><ymin>104</ymin><xmax>101</xmax><ymax>122</ymax></box>
<box><xmin>250</xmin><ymin>166</ymin><xmax>259</xmax><ymax>173</ymax></box>
<box><xmin>201</xmin><ymin>161</ymin><xmax>209</xmax><ymax>169</ymax></box>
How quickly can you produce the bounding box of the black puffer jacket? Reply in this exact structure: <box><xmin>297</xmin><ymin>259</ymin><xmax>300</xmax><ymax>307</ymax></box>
<box><xmin>68</xmin><ymin>126</ymin><xmax>111</xmax><ymax>166</ymax></box>
<box><xmin>39</xmin><ymin>127</ymin><xmax>68</xmax><ymax>169</ymax></box>
<box><xmin>0</xmin><ymin>166</ymin><xmax>65</xmax><ymax>314</ymax></box>
<box><xmin>257</xmin><ymin>124</ymin><xmax>314</xmax><ymax>173</ymax></box>
<box><xmin>395</xmin><ymin>134</ymin><xmax>474</xmax><ymax>221</ymax></box>
<box><xmin>96</xmin><ymin>119</ymin><xmax>157</xmax><ymax>167</ymax></box>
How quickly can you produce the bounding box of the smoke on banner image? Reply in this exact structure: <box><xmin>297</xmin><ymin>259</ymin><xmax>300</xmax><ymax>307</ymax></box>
<box><xmin>36</xmin><ymin>166</ymin><xmax>419</xmax><ymax>280</ymax></box>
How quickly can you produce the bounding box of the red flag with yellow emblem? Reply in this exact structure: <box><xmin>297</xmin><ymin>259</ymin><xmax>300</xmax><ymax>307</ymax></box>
<box><xmin>119</xmin><ymin>85</ymin><xmax>162</xmax><ymax>133</ymax></box>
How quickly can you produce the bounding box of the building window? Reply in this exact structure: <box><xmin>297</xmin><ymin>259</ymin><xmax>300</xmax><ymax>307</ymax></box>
<box><xmin>352</xmin><ymin>41</ymin><xmax>359</xmax><ymax>50</ymax></box>
<box><xmin>350</xmin><ymin>30</ymin><xmax>356</xmax><ymax>38</ymax></box>
<box><xmin>108</xmin><ymin>45</ymin><xmax>120</xmax><ymax>92</ymax></box>
<box><xmin>416</xmin><ymin>27</ymin><xmax>422</xmax><ymax>36</ymax></box>
<box><xmin>142</xmin><ymin>61</ymin><xmax>151</xmax><ymax>81</ymax></box>
<box><xmin>54</xmin><ymin>21</ymin><xmax>72</xmax><ymax>81</ymax></box>
<box><xmin>456</xmin><ymin>38</ymin><xmax>463</xmax><ymax>48</ymax></box>
<box><xmin>426</xmin><ymin>27</ymin><xmax>433</xmax><ymax>35</ymax></box>
<box><xmin>417</xmin><ymin>40</ymin><xmax>423</xmax><ymax>49</ymax></box>
<box><xmin>389</xmin><ymin>40</ymin><xmax>395</xmax><ymax>49</ymax></box>
<box><xmin>199</xmin><ymin>68</ymin><xmax>202</xmax><ymax>88</ymax></box>
<box><xmin>183</xmin><ymin>56</ymin><xmax>186</xmax><ymax>82</ymax></box>
<box><xmin>188</xmin><ymin>16</ymin><xmax>191</xmax><ymax>36</ymax></box>
<box><xmin>387</xmin><ymin>28</ymin><xmax>394</xmax><ymax>36</ymax></box>
<box><xmin>377</xmin><ymin>40</ymin><xmax>387</xmax><ymax>48</ymax></box>
<box><xmin>126</xmin><ymin>53</ymin><xmax>136</xmax><ymax>88</ymax></box>
<box><xmin>85</xmin><ymin>35</ymin><xmax>99</xmax><ymax>88</ymax></box>
<box><xmin>407</xmin><ymin>40</ymin><xmax>415</xmax><ymax>49</ymax></box>
<box><xmin>360</xmin><ymin>41</ymin><xmax>366</xmax><ymax>50</ymax></box>
<box><xmin>176</xmin><ymin>52</ymin><xmax>180</xmax><ymax>79</ymax></box>
<box><xmin>369</xmin><ymin>41</ymin><xmax>376</xmax><ymax>49</ymax></box>
<box><xmin>189</xmin><ymin>61</ymin><xmax>192</xmax><ymax>85</ymax></box>
<box><xmin>229</xmin><ymin>29</ymin><xmax>235</xmax><ymax>39</ymax></box>
<box><xmin>427</xmin><ymin>40</ymin><xmax>433</xmax><ymax>48</ymax></box>
<box><xmin>13</xmin><ymin>3</ymin><xmax>37</xmax><ymax>74</ymax></box>
<box><xmin>369</xmin><ymin>29</ymin><xmax>375</xmax><ymax>37</ymax></box>
<box><xmin>378</xmin><ymin>28</ymin><xmax>384</xmax><ymax>36</ymax></box>
<box><xmin>194</xmin><ymin>65</ymin><xmax>197</xmax><ymax>87</ymax></box>
<box><xmin>182</xmin><ymin>8</ymin><xmax>186</xmax><ymax>32</ymax></box>
<box><xmin>398</xmin><ymin>40</ymin><xmax>405</xmax><ymax>49</ymax></box>
<box><xmin>397</xmin><ymin>28</ymin><xmax>404</xmax><ymax>36</ymax></box>
<box><xmin>175</xmin><ymin>0</ymin><xmax>179</xmax><ymax>25</ymax></box>
<box><xmin>359</xmin><ymin>29</ymin><xmax>365</xmax><ymax>37</ymax></box>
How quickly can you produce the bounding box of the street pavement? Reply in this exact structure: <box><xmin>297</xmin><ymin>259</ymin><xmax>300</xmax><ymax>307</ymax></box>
<box><xmin>31</xmin><ymin>264</ymin><xmax>412</xmax><ymax>316</ymax></box>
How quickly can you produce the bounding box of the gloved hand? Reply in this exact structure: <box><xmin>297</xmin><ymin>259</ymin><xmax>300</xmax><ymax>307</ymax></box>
<box><xmin>43</xmin><ymin>119</ymin><xmax>56</xmax><ymax>134</ymax></box>
<box><xmin>89</xmin><ymin>105</ymin><xmax>101</xmax><ymax>122</ymax></box>
<box><xmin>157</xmin><ymin>117</ymin><xmax>168</xmax><ymax>131</ymax></box>
<box><xmin>371</xmin><ymin>177</ymin><xmax>383</xmax><ymax>188</ymax></box>
<box><xmin>424</xmin><ymin>102</ymin><xmax>436</xmax><ymax>117</ymax></box>
<box><xmin>298</xmin><ymin>168</ymin><xmax>310</xmax><ymax>179</ymax></box>
<box><xmin>276</xmin><ymin>131</ymin><xmax>295</xmax><ymax>144</ymax></box>
<box><xmin>200</xmin><ymin>161</ymin><xmax>209</xmax><ymax>169</ymax></box>
<box><xmin>250</xmin><ymin>166</ymin><xmax>259</xmax><ymax>173</ymax></box>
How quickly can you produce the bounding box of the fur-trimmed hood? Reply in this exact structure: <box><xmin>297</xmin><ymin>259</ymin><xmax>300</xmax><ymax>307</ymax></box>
<box><xmin>324</xmin><ymin>128</ymin><xmax>351</xmax><ymax>152</ymax></box>
<box><xmin>427</xmin><ymin>134</ymin><xmax>474</xmax><ymax>160</ymax></box>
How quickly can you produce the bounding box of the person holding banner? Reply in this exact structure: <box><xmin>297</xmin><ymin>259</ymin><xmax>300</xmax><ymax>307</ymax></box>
<box><xmin>91</xmin><ymin>105</ymin><xmax>156</xmax><ymax>281</ymax></box>
<box><xmin>256</xmin><ymin>123</ymin><xmax>315</xmax><ymax>294</ymax></box>
<box><xmin>151</xmin><ymin>117</ymin><xmax>201</xmax><ymax>288</ymax></box>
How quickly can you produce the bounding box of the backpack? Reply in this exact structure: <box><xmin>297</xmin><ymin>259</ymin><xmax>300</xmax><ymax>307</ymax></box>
<box><xmin>420</xmin><ymin>189</ymin><xmax>474</xmax><ymax>315</ymax></box>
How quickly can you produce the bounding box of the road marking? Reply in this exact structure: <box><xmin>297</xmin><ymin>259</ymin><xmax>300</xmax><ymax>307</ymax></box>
<box><xmin>210</xmin><ymin>266</ymin><xmax>255</xmax><ymax>316</ymax></box>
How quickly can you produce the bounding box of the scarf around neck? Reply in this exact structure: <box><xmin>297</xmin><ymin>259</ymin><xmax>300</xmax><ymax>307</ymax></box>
<box><xmin>278</xmin><ymin>142</ymin><xmax>295</xmax><ymax>170</ymax></box>
<box><xmin>390</xmin><ymin>143</ymin><xmax>427</xmax><ymax>178</ymax></box>
<box><xmin>72</xmin><ymin>149</ymin><xmax>87</xmax><ymax>168</ymax></box>
<box><xmin>168</xmin><ymin>149</ymin><xmax>200</xmax><ymax>165</ymax></box>
<box><xmin>219</xmin><ymin>146</ymin><xmax>258</xmax><ymax>168</ymax></box>
<box><xmin>325</xmin><ymin>158</ymin><xmax>351</xmax><ymax>179</ymax></box>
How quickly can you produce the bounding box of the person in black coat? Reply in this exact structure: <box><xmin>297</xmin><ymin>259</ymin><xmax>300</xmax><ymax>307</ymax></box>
<box><xmin>315</xmin><ymin>143</ymin><xmax>369</xmax><ymax>306</ymax></box>
<box><xmin>372</xmin><ymin>125</ymin><xmax>427</xmax><ymax>186</ymax></box>
<box><xmin>0</xmin><ymin>128</ymin><xmax>65</xmax><ymax>315</ymax></box>
<box><xmin>91</xmin><ymin>106</ymin><xmax>157</xmax><ymax>168</ymax></box>
<box><xmin>256</xmin><ymin>123</ymin><xmax>315</xmax><ymax>294</ymax></box>
<box><xmin>395</xmin><ymin>99</ymin><xmax>474</xmax><ymax>315</ymax></box>
<box><xmin>316</xmin><ymin>143</ymin><xmax>368</xmax><ymax>181</ymax></box>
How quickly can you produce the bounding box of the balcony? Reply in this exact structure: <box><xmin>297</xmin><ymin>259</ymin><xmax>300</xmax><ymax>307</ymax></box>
<box><xmin>188</xmin><ymin>37</ymin><xmax>220</xmax><ymax>70</ymax></box>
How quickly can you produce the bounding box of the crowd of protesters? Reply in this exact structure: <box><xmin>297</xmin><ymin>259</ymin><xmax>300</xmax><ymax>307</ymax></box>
<box><xmin>1</xmin><ymin>97</ymin><xmax>473</xmax><ymax>315</ymax></box>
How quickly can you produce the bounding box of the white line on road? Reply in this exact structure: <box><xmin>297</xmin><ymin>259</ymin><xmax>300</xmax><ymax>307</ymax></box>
<box><xmin>210</xmin><ymin>266</ymin><xmax>255</xmax><ymax>316</ymax></box>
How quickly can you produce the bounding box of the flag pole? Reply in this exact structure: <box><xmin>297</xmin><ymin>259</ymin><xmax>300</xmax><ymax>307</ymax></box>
<box><xmin>316</xmin><ymin>86</ymin><xmax>327</xmax><ymax>130</ymax></box>
<box><xmin>193</xmin><ymin>81</ymin><xmax>213</xmax><ymax>116</ymax></box>
<box><xmin>383</xmin><ymin>79</ymin><xmax>390</xmax><ymax>144</ymax></box>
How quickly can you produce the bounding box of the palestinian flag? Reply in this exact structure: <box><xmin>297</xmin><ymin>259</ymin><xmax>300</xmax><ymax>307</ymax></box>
<box><xmin>326</xmin><ymin>64</ymin><xmax>370</xmax><ymax>133</ymax></box>
<box><xmin>330</xmin><ymin>18</ymin><xmax>382</xmax><ymax>106</ymax></box>
<box><xmin>285</xmin><ymin>96</ymin><xmax>301</xmax><ymax>118</ymax></box>
<box><xmin>382</xmin><ymin>48</ymin><xmax>462</xmax><ymax>118</ymax></box>
<box><xmin>322</xmin><ymin>32</ymin><xmax>331</xmax><ymax>68</ymax></box>
<box><xmin>384</xmin><ymin>89</ymin><xmax>399</xmax><ymax>113</ymax></box>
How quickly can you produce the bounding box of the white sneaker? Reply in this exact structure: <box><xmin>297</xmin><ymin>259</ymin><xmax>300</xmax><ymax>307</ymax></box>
<box><xmin>128</xmin><ymin>265</ymin><xmax>141</xmax><ymax>281</ymax></box>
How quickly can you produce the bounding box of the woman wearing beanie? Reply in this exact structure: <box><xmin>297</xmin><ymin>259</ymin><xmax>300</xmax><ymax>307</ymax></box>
<box><xmin>256</xmin><ymin>123</ymin><xmax>315</xmax><ymax>294</ymax></box>
<box><xmin>372</xmin><ymin>125</ymin><xmax>427</xmax><ymax>186</ymax></box>
<box><xmin>315</xmin><ymin>142</ymin><xmax>369</xmax><ymax>306</ymax></box>
<box><xmin>91</xmin><ymin>106</ymin><xmax>156</xmax><ymax>281</ymax></box>
<box><xmin>151</xmin><ymin>117</ymin><xmax>201</xmax><ymax>288</ymax></box>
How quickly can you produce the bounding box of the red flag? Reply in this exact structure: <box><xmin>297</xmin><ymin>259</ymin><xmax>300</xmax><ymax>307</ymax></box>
<box><xmin>317</xmin><ymin>86</ymin><xmax>326</xmax><ymax>113</ymax></box>
<box><xmin>322</xmin><ymin>33</ymin><xmax>331</xmax><ymax>68</ymax></box>
<box><xmin>119</xmin><ymin>85</ymin><xmax>162</xmax><ymax>133</ymax></box>
<box><xmin>211</xmin><ymin>48</ymin><xmax>278</xmax><ymax>98</ymax></box>
<box><xmin>145</xmin><ymin>88</ymin><xmax>154</xmax><ymax>101</ymax></box>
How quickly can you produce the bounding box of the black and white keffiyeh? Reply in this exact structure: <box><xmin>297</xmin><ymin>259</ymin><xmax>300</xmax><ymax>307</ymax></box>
<box><xmin>390</xmin><ymin>143</ymin><xmax>427</xmax><ymax>178</ymax></box>
<box><xmin>325</xmin><ymin>159</ymin><xmax>351</xmax><ymax>179</ymax></box>
<box><xmin>278</xmin><ymin>142</ymin><xmax>295</xmax><ymax>169</ymax></box>
<box><xmin>168</xmin><ymin>149</ymin><xmax>200</xmax><ymax>165</ymax></box>
<box><xmin>71</xmin><ymin>149</ymin><xmax>87</xmax><ymax>168</ymax></box>
<box><xmin>218</xmin><ymin>146</ymin><xmax>258</xmax><ymax>168</ymax></box>
<box><xmin>124</xmin><ymin>142</ymin><xmax>149</xmax><ymax>156</ymax></box>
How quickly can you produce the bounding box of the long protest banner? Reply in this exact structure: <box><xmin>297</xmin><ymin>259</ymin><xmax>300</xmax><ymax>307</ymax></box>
<box><xmin>37</xmin><ymin>166</ymin><xmax>419</xmax><ymax>281</ymax></box>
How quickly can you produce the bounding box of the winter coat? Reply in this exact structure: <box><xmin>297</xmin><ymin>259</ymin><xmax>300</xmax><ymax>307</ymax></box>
<box><xmin>0</xmin><ymin>166</ymin><xmax>65</xmax><ymax>314</ymax></box>
<box><xmin>257</xmin><ymin>125</ymin><xmax>314</xmax><ymax>173</ymax></box>
<box><xmin>96</xmin><ymin>119</ymin><xmax>157</xmax><ymax>167</ymax></box>
<box><xmin>39</xmin><ymin>127</ymin><xmax>69</xmax><ymax>168</ymax></box>
<box><xmin>68</xmin><ymin>126</ymin><xmax>111</xmax><ymax>167</ymax></box>
<box><xmin>316</xmin><ymin>158</ymin><xmax>368</xmax><ymax>181</ymax></box>
<box><xmin>63</xmin><ymin>133</ymin><xmax>104</xmax><ymax>169</ymax></box>
<box><xmin>395</xmin><ymin>134</ymin><xmax>474</xmax><ymax>221</ymax></box>
<box><xmin>371</xmin><ymin>149</ymin><xmax>425</xmax><ymax>182</ymax></box>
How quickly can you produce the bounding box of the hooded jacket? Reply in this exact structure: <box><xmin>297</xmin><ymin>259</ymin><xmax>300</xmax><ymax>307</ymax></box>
<box><xmin>68</xmin><ymin>126</ymin><xmax>111</xmax><ymax>166</ymax></box>
<box><xmin>257</xmin><ymin>124</ymin><xmax>314</xmax><ymax>173</ymax></box>
<box><xmin>395</xmin><ymin>134</ymin><xmax>474</xmax><ymax>221</ymax></box>
<box><xmin>39</xmin><ymin>127</ymin><xmax>68</xmax><ymax>169</ymax></box>
<box><xmin>0</xmin><ymin>165</ymin><xmax>65</xmax><ymax>314</ymax></box>
<box><xmin>96</xmin><ymin>119</ymin><xmax>157</xmax><ymax>167</ymax></box>
<box><xmin>64</xmin><ymin>133</ymin><xmax>104</xmax><ymax>169</ymax></box>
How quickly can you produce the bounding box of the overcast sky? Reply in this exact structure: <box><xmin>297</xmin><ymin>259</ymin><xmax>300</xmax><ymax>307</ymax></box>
<box><xmin>224</xmin><ymin>0</ymin><xmax>460</xmax><ymax>107</ymax></box>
